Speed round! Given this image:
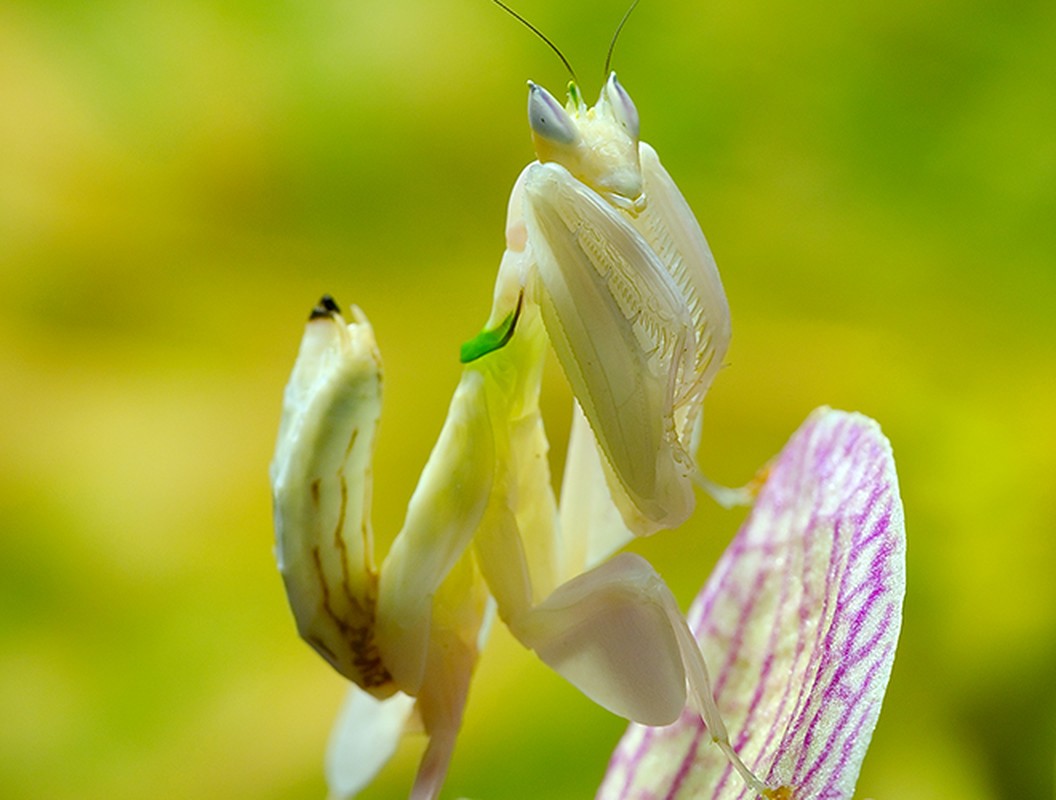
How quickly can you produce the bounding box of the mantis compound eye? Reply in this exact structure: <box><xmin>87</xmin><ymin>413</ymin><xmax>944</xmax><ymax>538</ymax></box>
<box><xmin>603</xmin><ymin>72</ymin><xmax>639</xmax><ymax>139</ymax></box>
<box><xmin>528</xmin><ymin>81</ymin><xmax>579</xmax><ymax>144</ymax></box>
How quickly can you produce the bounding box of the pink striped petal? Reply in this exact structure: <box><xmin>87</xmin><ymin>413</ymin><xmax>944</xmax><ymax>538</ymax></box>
<box><xmin>598</xmin><ymin>408</ymin><xmax>906</xmax><ymax>800</ymax></box>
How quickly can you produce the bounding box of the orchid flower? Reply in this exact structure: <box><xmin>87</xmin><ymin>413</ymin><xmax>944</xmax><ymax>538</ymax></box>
<box><xmin>599</xmin><ymin>408</ymin><xmax>907</xmax><ymax>800</ymax></box>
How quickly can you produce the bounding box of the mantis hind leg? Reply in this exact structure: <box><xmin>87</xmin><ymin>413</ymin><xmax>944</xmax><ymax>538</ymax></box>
<box><xmin>504</xmin><ymin>552</ymin><xmax>770</xmax><ymax>795</ymax></box>
<box><xmin>408</xmin><ymin>555</ymin><xmax>487</xmax><ymax>800</ymax></box>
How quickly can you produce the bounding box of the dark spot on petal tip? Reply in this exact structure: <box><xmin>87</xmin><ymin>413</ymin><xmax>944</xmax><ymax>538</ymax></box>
<box><xmin>309</xmin><ymin>294</ymin><xmax>341</xmax><ymax>320</ymax></box>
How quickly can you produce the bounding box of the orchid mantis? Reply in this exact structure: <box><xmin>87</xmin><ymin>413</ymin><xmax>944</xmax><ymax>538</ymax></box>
<box><xmin>272</xmin><ymin>59</ymin><xmax>779</xmax><ymax>800</ymax></box>
<box><xmin>486</xmin><ymin>72</ymin><xmax>733</xmax><ymax>536</ymax></box>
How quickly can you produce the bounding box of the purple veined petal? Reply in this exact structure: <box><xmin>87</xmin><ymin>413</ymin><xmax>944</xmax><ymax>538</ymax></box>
<box><xmin>598</xmin><ymin>408</ymin><xmax>907</xmax><ymax>800</ymax></box>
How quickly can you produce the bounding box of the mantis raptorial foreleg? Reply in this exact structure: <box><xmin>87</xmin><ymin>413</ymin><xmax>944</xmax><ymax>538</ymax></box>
<box><xmin>522</xmin><ymin>161</ymin><xmax>697</xmax><ymax>533</ymax></box>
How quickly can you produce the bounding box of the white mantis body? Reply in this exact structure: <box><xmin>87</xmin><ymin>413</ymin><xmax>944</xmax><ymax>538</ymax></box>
<box><xmin>494</xmin><ymin>74</ymin><xmax>732</xmax><ymax>535</ymax></box>
<box><xmin>271</xmin><ymin>71</ymin><xmax>776</xmax><ymax>799</ymax></box>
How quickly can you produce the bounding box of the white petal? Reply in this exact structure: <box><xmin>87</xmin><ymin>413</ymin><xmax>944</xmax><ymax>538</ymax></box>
<box><xmin>325</xmin><ymin>688</ymin><xmax>416</xmax><ymax>800</ymax></box>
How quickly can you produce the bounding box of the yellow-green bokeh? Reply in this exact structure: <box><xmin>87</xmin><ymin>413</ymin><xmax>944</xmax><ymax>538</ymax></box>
<box><xmin>1</xmin><ymin>1</ymin><xmax>1053</xmax><ymax>798</ymax></box>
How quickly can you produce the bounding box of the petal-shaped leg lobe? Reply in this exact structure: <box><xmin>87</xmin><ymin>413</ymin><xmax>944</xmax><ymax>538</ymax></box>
<box><xmin>325</xmin><ymin>688</ymin><xmax>416</xmax><ymax>800</ymax></box>
<box><xmin>508</xmin><ymin>553</ymin><xmax>687</xmax><ymax>727</ymax></box>
<box><xmin>409</xmin><ymin>554</ymin><xmax>487</xmax><ymax>800</ymax></box>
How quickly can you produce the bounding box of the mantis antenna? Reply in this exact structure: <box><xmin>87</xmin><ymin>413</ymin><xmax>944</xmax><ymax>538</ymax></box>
<box><xmin>603</xmin><ymin>0</ymin><xmax>641</xmax><ymax>77</ymax></box>
<box><xmin>490</xmin><ymin>0</ymin><xmax>578</xmax><ymax>84</ymax></box>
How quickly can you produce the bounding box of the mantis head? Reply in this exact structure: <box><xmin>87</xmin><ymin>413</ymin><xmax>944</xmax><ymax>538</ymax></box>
<box><xmin>528</xmin><ymin>73</ymin><xmax>644</xmax><ymax>213</ymax></box>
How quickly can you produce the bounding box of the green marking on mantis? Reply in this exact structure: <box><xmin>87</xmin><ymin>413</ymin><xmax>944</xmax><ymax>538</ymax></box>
<box><xmin>459</xmin><ymin>293</ymin><xmax>524</xmax><ymax>363</ymax></box>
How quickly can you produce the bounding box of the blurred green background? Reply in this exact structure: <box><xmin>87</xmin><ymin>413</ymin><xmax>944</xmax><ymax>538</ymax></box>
<box><xmin>1</xmin><ymin>1</ymin><xmax>1053</xmax><ymax>798</ymax></box>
